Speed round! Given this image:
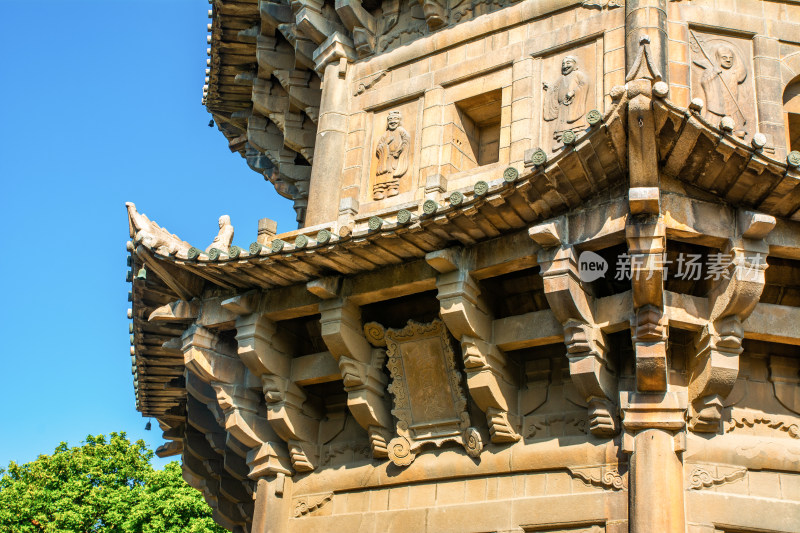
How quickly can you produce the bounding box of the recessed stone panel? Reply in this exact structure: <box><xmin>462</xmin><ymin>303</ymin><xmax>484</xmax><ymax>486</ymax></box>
<box><xmin>689</xmin><ymin>29</ymin><xmax>756</xmax><ymax>142</ymax></box>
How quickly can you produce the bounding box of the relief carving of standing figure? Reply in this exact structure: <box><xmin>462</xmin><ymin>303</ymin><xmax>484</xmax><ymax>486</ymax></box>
<box><xmin>543</xmin><ymin>56</ymin><xmax>590</xmax><ymax>150</ymax></box>
<box><xmin>692</xmin><ymin>37</ymin><xmax>748</xmax><ymax>137</ymax></box>
<box><xmin>374</xmin><ymin>110</ymin><xmax>410</xmax><ymax>200</ymax></box>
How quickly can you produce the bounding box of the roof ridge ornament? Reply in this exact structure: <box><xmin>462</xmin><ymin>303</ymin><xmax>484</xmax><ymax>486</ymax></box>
<box><xmin>126</xmin><ymin>202</ymin><xmax>192</xmax><ymax>258</ymax></box>
<box><xmin>625</xmin><ymin>35</ymin><xmax>663</xmax><ymax>83</ymax></box>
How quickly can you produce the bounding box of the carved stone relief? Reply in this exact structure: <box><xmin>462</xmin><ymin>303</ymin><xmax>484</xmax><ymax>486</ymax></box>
<box><xmin>376</xmin><ymin>319</ymin><xmax>482</xmax><ymax>466</ymax></box>
<box><xmin>539</xmin><ymin>42</ymin><xmax>601</xmax><ymax>152</ymax></box>
<box><xmin>543</xmin><ymin>56</ymin><xmax>590</xmax><ymax>149</ymax></box>
<box><xmin>373</xmin><ymin>110</ymin><xmax>410</xmax><ymax>200</ymax></box>
<box><xmin>686</xmin><ymin>466</ymin><xmax>746</xmax><ymax>490</ymax></box>
<box><xmin>690</xmin><ymin>30</ymin><xmax>755</xmax><ymax>140</ymax></box>
<box><xmin>366</xmin><ymin>101</ymin><xmax>419</xmax><ymax>204</ymax></box>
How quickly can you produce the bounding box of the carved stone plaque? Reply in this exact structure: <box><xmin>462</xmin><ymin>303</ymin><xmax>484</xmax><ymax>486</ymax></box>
<box><xmin>382</xmin><ymin>319</ymin><xmax>482</xmax><ymax>466</ymax></box>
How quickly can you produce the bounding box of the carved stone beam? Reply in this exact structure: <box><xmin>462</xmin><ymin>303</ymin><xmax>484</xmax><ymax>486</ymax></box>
<box><xmin>334</xmin><ymin>0</ymin><xmax>376</xmax><ymax>57</ymax></box>
<box><xmin>314</xmin><ymin>282</ymin><xmax>394</xmax><ymax>458</ymax></box>
<box><xmin>689</xmin><ymin>210</ymin><xmax>775</xmax><ymax>431</ymax></box>
<box><xmin>260</xmin><ymin>0</ymin><xmax>293</xmax><ymax>36</ymax></box>
<box><xmin>252</xmin><ymin>79</ymin><xmax>290</xmax><ymax>130</ymax></box>
<box><xmin>312</xmin><ymin>32</ymin><xmax>356</xmax><ymax>76</ymax></box>
<box><xmin>278</xmin><ymin>23</ymin><xmax>316</xmax><ymax>71</ymax></box>
<box><xmin>149</xmin><ymin>299</ymin><xmax>200</xmax><ymax>323</ymax></box>
<box><xmin>421</xmin><ymin>0</ymin><xmax>447</xmax><ymax>30</ymax></box>
<box><xmin>181</xmin><ymin>324</ymin><xmax>293</xmax><ymax>478</ymax></box>
<box><xmin>256</xmin><ymin>33</ymin><xmax>295</xmax><ymax>79</ymax></box>
<box><xmin>530</xmin><ymin>219</ymin><xmax>619</xmax><ymax>437</ymax></box>
<box><xmin>282</xmin><ymin>111</ymin><xmax>315</xmax><ymax>163</ymax></box>
<box><xmin>426</xmin><ymin>248</ymin><xmax>521</xmax><ymax>443</ymax></box>
<box><xmin>294</xmin><ymin>0</ymin><xmax>347</xmax><ymax>46</ymax></box>
<box><xmin>272</xmin><ymin>69</ymin><xmax>321</xmax><ymax>123</ymax></box>
<box><xmin>226</xmin><ymin>295</ymin><xmax>321</xmax><ymax>472</ymax></box>
<box><xmin>626</xmin><ymin>215</ymin><xmax>668</xmax><ymax>392</ymax></box>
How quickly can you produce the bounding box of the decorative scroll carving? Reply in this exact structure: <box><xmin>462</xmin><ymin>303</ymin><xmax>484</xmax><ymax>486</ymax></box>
<box><xmin>293</xmin><ymin>492</ymin><xmax>333</xmax><ymax>517</ymax></box>
<box><xmin>383</xmin><ymin>319</ymin><xmax>482</xmax><ymax>466</ymax></box>
<box><xmin>529</xmin><ymin>222</ymin><xmax>619</xmax><ymax>437</ymax></box>
<box><xmin>687</xmin><ymin>467</ymin><xmax>746</xmax><ymax>490</ymax></box>
<box><xmin>318</xmin><ymin>297</ymin><xmax>394</xmax><ymax>458</ymax></box>
<box><xmin>543</xmin><ymin>56</ymin><xmax>590</xmax><ymax>149</ymax></box>
<box><xmin>373</xmin><ymin>110</ymin><xmax>410</xmax><ymax>200</ymax></box>
<box><xmin>567</xmin><ymin>466</ymin><xmax>627</xmax><ymax>490</ymax></box>
<box><xmin>427</xmin><ymin>248</ymin><xmax>521</xmax><ymax>443</ymax></box>
<box><xmin>690</xmin><ymin>32</ymin><xmax>749</xmax><ymax>137</ymax></box>
<box><xmin>353</xmin><ymin>70</ymin><xmax>387</xmax><ymax>96</ymax></box>
<box><xmin>725</xmin><ymin>411</ymin><xmax>800</xmax><ymax>439</ymax></box>
<box><xmin>689</xmin><ymin>210</ymin><xmax>774</xmax><ymax>432</ymax></box>
<box><xmin>206</xmin><ymin>215</ymin><xmax>234</xmax><ymax>254</ymax></box>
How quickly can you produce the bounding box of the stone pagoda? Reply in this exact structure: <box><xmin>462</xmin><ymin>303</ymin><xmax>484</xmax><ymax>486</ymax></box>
<box><xmin>126</xmin><ymin>0</ymin><xmax>800</xmax><ymax>531</ymax></box>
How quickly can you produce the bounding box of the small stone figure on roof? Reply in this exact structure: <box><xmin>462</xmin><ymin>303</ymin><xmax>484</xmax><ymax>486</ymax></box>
<box><xmin>206</xmin><ymin>215</ymin><xmax>234</xmax><ymax>253</ymax></box>
<box><xmin>543</xmin><ymin>56</ymin><xmax>590</xmax><ymax>150</ymax></box>
<box><xmin>374</xmin><ymin>110</ymin><xmax>410</xmax><ymax>200</ymax></box>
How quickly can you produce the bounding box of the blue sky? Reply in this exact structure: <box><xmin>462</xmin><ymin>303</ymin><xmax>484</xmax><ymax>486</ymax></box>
<box><xmin>0</xmin><ymin>1</ymin><xmax>297</xmax><ymax>468</ymax></box>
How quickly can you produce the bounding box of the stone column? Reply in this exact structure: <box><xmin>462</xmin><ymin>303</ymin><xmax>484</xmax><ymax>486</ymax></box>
<box><xmin>306</xmin><ymin>36</ymin><xmax>354</xmax><ymax>227</ymax></box>
<box><xmin>251</xmin><ymin>474</ymin><xmax>292</xmax><ymax>533</ymax></box>
<box><xmin>509</xmin><ymin>58</ymin><xmax>533</xmax><ymax>167</ymax></box>
<box><xmin>621</xmin><ymin>392</ymin><xmax>687</xmax><ymax>533</ymax></box>
<box><xmin>625</xmin><ymin>0</ymin><xmax>668</xmax><ymax>83</ymax></box>
<box><xmin>753</xmin><ymin>35</ymin><xmax>786</xmax><ymax>160</ymax></box>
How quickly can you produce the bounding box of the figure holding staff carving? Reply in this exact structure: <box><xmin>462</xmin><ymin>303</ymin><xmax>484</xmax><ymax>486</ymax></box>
<box><xmin>691</xmin><ymin>31</ymin><xmax>748</xmax><ymax>138</ymax></box>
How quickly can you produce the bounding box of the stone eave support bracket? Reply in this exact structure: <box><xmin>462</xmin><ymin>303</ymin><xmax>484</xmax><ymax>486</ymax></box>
<box><xmin>312</xmin><ymin>33</ymin><xmax>355</xmax><ymax>77</ymax></box>
<box><xmin>689</xmin><ymin>210</ymin><xmax>775</xmax><ymax>432</ymax></box>
<box><xmin>334</xmin><ymin>0</ymin><xmax>376</xmax><ymax>58</ymax></box>
<box><xmin>225</xmin><ymin>294</ymin><xmax>321</xmax><ymax>472</ymax></box>
<box><xmin>181</xmin><ymin>321</ymin><xmax>293</xmax><ymax>479</ymax></box>
<box><xmin>626</xmin><ymin>215</ymin><xmax>668</xmax><ymax>393</ymax></box>
<box><xmin>312</xmin><ymin>278</ymin><xmax>394</xmax><ymax>458</ymax></box>
<box><xmin>529</xmin><ymin>219</ymin><xmax>620</xmax><ymax>437</ymax></box>
<box><xmin>426</xmin><ymin>248</ymin><xmax>521</xmax><ymax>444</ymax></box>
<box><xmin>421</xmin><ymin>0</ymin><xmax>447</xmax><ymax>30</ymax></box>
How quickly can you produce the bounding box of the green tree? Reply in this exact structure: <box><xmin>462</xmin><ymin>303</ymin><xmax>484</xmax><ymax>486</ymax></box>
<box><xmin>0</xmin><ymin>432</ymin><xmax>226</xmax><ymax>533</ymax></box>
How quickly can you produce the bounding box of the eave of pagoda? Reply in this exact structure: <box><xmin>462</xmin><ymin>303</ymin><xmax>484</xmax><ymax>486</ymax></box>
<box><xmin>128</xmin><ymin>81</ymin><xmax>800</xmax><ymax>425</ymax></box>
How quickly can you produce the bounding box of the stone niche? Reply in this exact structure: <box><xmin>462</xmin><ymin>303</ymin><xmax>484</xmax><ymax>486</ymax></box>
<box><xmin>364</xmin><ymin>99</ymin><xmax>421</xmax><ymax>205</ymax></box>
<box><xmin>448</xmin><ymin>89</ymin><xmax>503</xmax><ymax>170</ymax></box>
<box><xmin>689</xmin><ymin>29</ymin><xmax>756</xmax><ymax>142</ymax></box>
<box><xmin>537</xmin><ymin>39</ymin><xmax>603</xmax><ymax>155</ymax></box>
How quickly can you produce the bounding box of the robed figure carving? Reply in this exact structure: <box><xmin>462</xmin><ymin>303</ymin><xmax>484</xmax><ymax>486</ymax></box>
<box><xmin>692</xmin><ymin>36</ymin><xmax>748</xmax><ymax>137</ymax></box>
<box><xmin>373</xmin><ymin>110</ymin><xmax>410</xmax><ymax>200</ymax></box>
<box><xmin>206</xmin><ymin>215</ymin><xmax>234</xmax><ymax>253</ymax></box>
<box><xmin>543</xmin><ymin>56</ymin><xmax>590</xmax><ymax>150</ymax></box>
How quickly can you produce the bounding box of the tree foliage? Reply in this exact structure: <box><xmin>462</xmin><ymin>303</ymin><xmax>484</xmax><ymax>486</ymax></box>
<box><xmin>0</xmin><ymin>432</ymin><xmax>226</xmax><ymax>533</ymax></box>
